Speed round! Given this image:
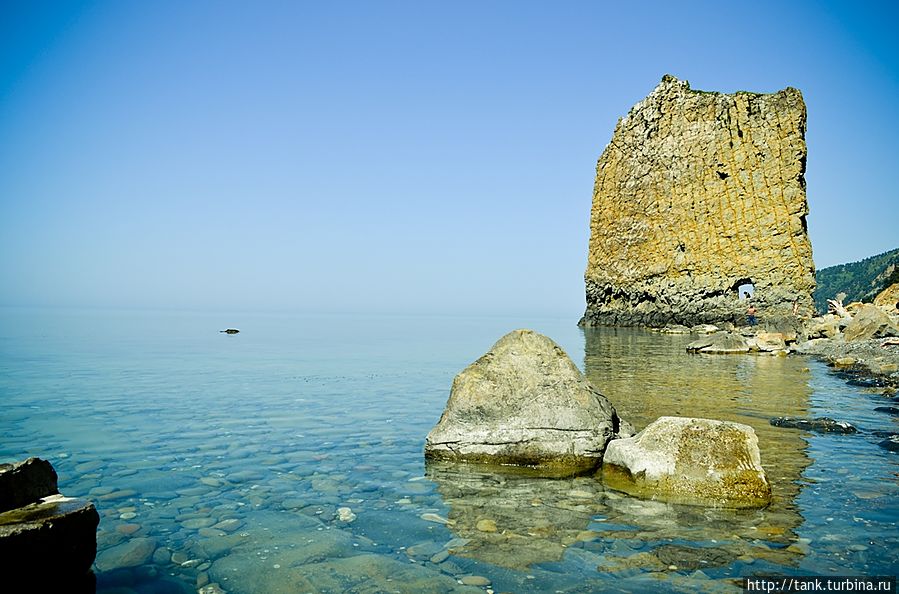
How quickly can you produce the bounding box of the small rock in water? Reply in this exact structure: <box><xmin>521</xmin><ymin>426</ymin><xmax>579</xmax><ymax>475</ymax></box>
<box><xmin>337</xmin><ymin>507</ymin><xmax>356</xmax><ymax>522</ymax></box>
<box><xmin>460</xmin><ymin>575</ymin><xmax>491</xmax><ymax>586</ymax></box>
<box><xmin>116</xmin><ymin>523</ymin><xmax>141</xmax><ymax>535</ymax></box>
<box><xmin>476</xmin><ymin>519</ymin><xmax>497</xmax><ymax>533</ymax></box>
<box><xmin>213</xmin><ymin>518</ymin><xmax>243</xmax><ymax>532</ymax></box>
<box><xmin>119</xmin><ymin>512</ymin><xmax>137</xmax><ymax>520</ymax></box>
<box><xmin>430</xmin><ymin>550</ymin><xmax>450</xmax><ymax>564</ymax></box>
<box><xmin>182</xmin><ymin>517</ymin><xmax>215</xmax><ymax>530</ymax></box>
<box><xmin>879</xmin><ymin>435</ymin><xmax>899</xmax><ymax>452</ymax></box>
<box><xmin>152</xmin><ymin>547</ymin><xmax>171</xmax><ymax>564</ymax></box>
<box><xmin>420</xmin><ymin>513</ymin><xmax>454</xmax><ymax>525</ymax></box>
<box><xmin>770</xmin><ymin>417</ymin><xmax>857</xmax><ymax>434</ymax></box>
<box><xmin>874</xmin><ymin>406</ymin><xmax>899</xmax><ymax>416</ymax></box>
<box><xmin>94</xmin><ymin>537</ymin><xmax>157</xmax><ymax>571</ymax></box>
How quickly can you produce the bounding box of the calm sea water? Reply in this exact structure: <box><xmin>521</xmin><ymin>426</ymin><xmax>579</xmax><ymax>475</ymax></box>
<box><xmin>1</xmin><ymin>308</ymin><xmax>896</xmax><ymax>593</ymax></box>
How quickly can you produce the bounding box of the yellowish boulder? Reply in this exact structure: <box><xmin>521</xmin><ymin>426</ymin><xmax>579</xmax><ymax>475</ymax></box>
<box><xmin>602</xmin><ymin>416</ymin><xmax>771</xmax><ymax>508</ymax></box>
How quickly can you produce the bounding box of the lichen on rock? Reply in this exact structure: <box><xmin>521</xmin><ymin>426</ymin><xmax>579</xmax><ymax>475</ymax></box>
<box><xmin>582</xmin><ymin>75</ymin><xmax>815</xmax><ymax>328</ymax></box>
<box><xmin>601</xmin><ymin>416</ymin><xmax>772</xmax><ymax>508</ymax></box>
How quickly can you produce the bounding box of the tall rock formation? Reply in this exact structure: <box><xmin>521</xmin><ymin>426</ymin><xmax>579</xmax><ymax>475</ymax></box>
<box><xmin>581</xmin><ymin>75</ymin><xmax>815</xmax><ymax>327</ymax></box>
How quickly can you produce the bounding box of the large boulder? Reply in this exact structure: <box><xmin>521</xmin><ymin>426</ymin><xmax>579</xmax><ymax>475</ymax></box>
<box><xmin>873</xmin><ymin>282</ymin><xmax>899</xmax><ymax>310</ymax></box>
<box><xmin>685</xmin><ymin>332</ymin><xmax>749</xmax><ymax>354</ymax></box>
<box><xmin>0</xmin><ymin>457</ymin><xmax>59</xmax><ymax>512</ymax></box>
<box><xmin>0</xmin><ymin>494</ymin><xmax>100</xmax><ymax>580</ymax></box>
<box><xmin>0</xmin><ymin>458</ymin><xmax>99</xmax><ymax>588</ymax></box>
<box><xmin>425</xmin><ymin>329</ymin><xmax>629</xmax><ymax>476</ymax></box>
<box><xmin>602</xmin><ymin>416</ymin><xmax>772</xmax><ymax>508</ymax></box>
<box><xmin>843</xmin><ymin>304</ymin><xmax>899</xmax><ymax>341</ymax></box>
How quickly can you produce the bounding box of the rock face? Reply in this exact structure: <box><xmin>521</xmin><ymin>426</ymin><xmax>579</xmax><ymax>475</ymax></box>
<box><xmin>0</xmin><ymin>458</ymin><xmax>99</xmax><ymax>587</ymax></box>
<box><xmin>425</xmin><ymin>329</ymin><xmax>629</xmax><ymax>476</ymax></box>
<box><xmin>0</xmin><ymin>494</ymin><xmax>100</xmax><ymax>580</ymax></box>
<box><xmin>602</xmin><ymin>416</ymin><xmax>772</xmax><ymax>508</ymax></box>
<box><xmin>582</xmin><ymin>75</ymin><xmax>815</xmax><ymax>328</ymax></box>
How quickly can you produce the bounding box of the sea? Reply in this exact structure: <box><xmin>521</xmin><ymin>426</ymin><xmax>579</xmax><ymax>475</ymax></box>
<box><xmin>1</xmin><ymin>307</ymin><xmax>897</xmax><ymax>593</ymax></box>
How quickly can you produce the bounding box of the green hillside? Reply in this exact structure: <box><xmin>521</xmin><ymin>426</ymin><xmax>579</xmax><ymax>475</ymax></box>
<box><xmin>814</xmin><ymin>247</ymin><xmax>899</xmax><ymax>313</ymax></box>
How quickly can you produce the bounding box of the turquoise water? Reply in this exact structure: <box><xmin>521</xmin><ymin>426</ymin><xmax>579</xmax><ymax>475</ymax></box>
<box><xmin>1</xmin><ymin>308</ymin><xmax>896</xmax><ymax>593</ymax></box>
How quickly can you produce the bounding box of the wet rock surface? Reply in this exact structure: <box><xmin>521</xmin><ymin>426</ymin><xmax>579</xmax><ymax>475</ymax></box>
<box><xmin>425</xmin><ymin>329</ymin><xmax>628</xmax><ymax>476</ymax></box>
<box><xmin>770</xmin><ymin>417</ymin><xmax>858</xmax><ymax>434</ymax></box>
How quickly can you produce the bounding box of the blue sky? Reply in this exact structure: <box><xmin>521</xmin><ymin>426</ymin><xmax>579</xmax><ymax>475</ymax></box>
<box><xmin>1</xmin><ymin>1</ymin><xmax>897</xmax><ymax>316</ymax></box>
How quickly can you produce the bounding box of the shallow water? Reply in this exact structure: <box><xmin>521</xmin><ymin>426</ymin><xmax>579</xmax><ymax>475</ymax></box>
<box><xmin>1</xmin><ymin>308</ymin><xmax>896</xmax><ymax>593</ymax></box>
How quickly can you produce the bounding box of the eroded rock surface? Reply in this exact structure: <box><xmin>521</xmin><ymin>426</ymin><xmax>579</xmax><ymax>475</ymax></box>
<box><xmin>602</xmin><ymin>416</ymin><xmax>771</xmax><ymax>508</ymax></box>
<box><xmin>425</xmin><ymin>329</ymin><xmax>629</xmax><ymax>476</ymax></box>
<box><xmin>582</xmin><ymin>75</ymin><xmax>814</xmax><ymax>328</ymax></box>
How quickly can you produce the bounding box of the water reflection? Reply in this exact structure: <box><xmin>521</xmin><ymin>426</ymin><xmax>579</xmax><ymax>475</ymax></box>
<box><xmin>426</xmin><ymin>328</ymin><xmax>815</xmax><ymax>574</ymax></box>
<box><xmin>582</xmin><ymin>326</ymin><xmax>813</xmax><ymax>524</ymax></box>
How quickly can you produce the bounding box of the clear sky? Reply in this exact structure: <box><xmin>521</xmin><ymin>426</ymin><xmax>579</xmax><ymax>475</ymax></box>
<box><xmin>1</xmin><ymin>1</ymin><xmax>897</xmax><ymax>317</ymax></box>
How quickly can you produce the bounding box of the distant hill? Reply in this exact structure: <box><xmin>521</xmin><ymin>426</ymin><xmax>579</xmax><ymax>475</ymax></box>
<box><xmin>814</xmin><ymin>247</ymin><xmax>899</xmax><ymax>313</ymax></box>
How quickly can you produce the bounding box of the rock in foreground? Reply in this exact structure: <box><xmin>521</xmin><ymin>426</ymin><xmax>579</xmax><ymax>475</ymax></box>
<box><xmin>602</xmin><ymin>416</ymin><xmax>771</xmax><ymax>508</ymax></box>
<box><xmin>0</xmin><ymin>458</ymin><xmax>99</xmax><ymax>588</ymax></box>
<box><xmin>425</xmin><ymin>329</ymin><xmax>629</xmax><ymax>476</ymax></box>
<box><xmin>0</xmin><ymin>494</ymin><xmax>99</xmax><ymax>581</ymax></box>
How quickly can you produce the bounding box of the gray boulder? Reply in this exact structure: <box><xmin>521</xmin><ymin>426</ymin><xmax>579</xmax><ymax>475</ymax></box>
<box><xmin>843</xmin><ymin>304</ymin><xmax>899</xmax><ymax>341</ymax></box>
<box><xmin>602</xmin><ymin>416</ymin><xmax>772</xmax><ymax>508</ymax></box>
<box><xmin>425</xmin><ymin>329</ymin><xmax>629</xmax><ymax>476</ymax></box>
<box><xmin>686</xmin><ymin>332</ymin><xmax>749</xmax><ymax>354</ymax></box>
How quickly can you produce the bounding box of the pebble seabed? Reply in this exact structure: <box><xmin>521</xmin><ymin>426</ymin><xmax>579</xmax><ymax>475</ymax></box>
<box><xmin>1</xmin><ymin>313</ymin><xmax>897</xmax><ymax>593</ymax></box>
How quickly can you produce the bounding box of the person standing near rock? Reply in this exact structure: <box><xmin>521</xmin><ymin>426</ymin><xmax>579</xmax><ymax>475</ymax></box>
<box><xmin>747</xmin><ymin>303</ymin><xmax>758</xmax><ymax>326</ymax></box>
